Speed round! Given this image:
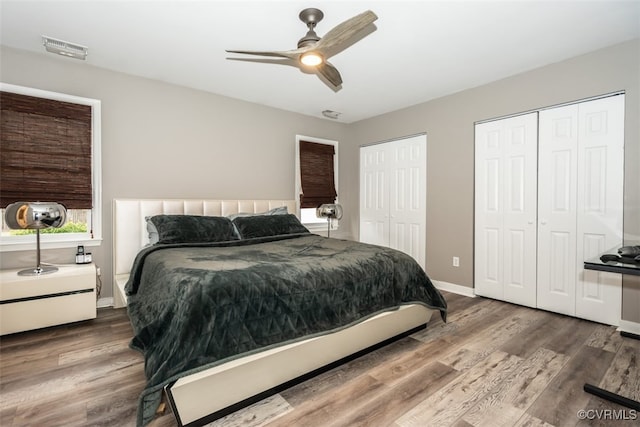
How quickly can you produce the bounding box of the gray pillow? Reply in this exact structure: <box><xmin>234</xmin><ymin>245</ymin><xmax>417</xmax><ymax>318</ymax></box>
<box><xmin>232</xmin><ymin>214</ymin><xmax>309</xmax><ymax>239</ymax></box>
<box><xmin>147</xmin><ymin>215</ymin><xmax>238</xmax><ymax>244</ymax></box>
<box><xmin>228</xmin><ymin>206</ymin><xmax>288</xmax><ymax>239</ymax></box>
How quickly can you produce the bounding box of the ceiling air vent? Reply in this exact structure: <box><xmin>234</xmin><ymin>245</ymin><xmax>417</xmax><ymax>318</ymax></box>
<box><xmin>322</xmin><ymin>110</ymin><xmax>341</xmax><ymax>120</ymax></box>
<box><xmin>42</xmin><ymin>35</ymin><xmax>88</xmax><ymax>60</ymax></box>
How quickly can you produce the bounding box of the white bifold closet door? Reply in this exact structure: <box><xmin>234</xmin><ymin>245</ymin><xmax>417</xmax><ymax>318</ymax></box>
<box><xmin>537</xmin><ymin>95</ymin><xmax>624</xmax><ymax>325</ymax></box>
<box><xmin>475</xmin><ymin>94</ymin><xmax>624</xmax><ymax>326</ymax></box>
<box><xmin>474</xmin><ymin>113</ymin><xmax>538</xmax><ymax>307</ymax></box>
<box><xmin>360</xmin><ymin>134</ymin><xmax>427</xmax><ymax>270</ymax></box>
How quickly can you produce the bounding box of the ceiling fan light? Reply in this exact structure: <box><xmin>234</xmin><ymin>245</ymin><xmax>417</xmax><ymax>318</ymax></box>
<box><xmin>300</xmin><ymin>52</ymin><xmax>323</xmax><ymax>66</ymax></box>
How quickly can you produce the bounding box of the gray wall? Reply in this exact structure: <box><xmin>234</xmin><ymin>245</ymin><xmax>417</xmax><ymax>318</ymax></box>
<box><xmin>345</xmin><ymin>39</ymin><xmax>639</xmax><ymax>322</ymax></box>
<box><xmin>1</xmin><ymin>39</ymin><xmax>638</xmax><ymax>323</ymax></box>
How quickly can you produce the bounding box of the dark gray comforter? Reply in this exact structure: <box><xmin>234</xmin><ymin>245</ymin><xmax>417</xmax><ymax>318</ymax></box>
<box><xmin>126</xmin><ymin>233</ymin><xmax>447</xmax><ymax>425</ymax></box>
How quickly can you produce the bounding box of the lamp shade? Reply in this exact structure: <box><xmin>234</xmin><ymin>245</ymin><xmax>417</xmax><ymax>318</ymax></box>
<box><xmin>316</xmin><ymin>203</ymin><xmax>343</xmax><ymax>220</ymax></box>
<box><xmin>5</xmin><ymin>202</ymin><xmax>67</xmax><ymax>230</ymax></box>
<box><xmin>4</xmin><ymin>202</ymin><xmax>67</xmax><ymax>276</ymax></box>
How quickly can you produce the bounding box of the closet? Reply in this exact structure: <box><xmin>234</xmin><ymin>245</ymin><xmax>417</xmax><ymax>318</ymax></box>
<box><xmin>360</xmin><ymin>134</ymin><xmax>427</xmax><ymax>269</ymax></box>
<box><xmin>475</xmin><ymin>94</ymin><xmax>624</xmax><ymax>325</ymax></box>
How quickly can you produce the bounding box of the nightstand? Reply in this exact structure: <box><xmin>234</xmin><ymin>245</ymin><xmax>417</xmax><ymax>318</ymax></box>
<box><xmin>0</xmin><ymin>263</ymin><xmax>97</xmax><ymax>335</ymax></box>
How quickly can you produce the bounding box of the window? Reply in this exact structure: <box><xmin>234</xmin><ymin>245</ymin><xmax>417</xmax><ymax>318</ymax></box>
<box><xmin>295</xmin><ymin>135</ymin><xmax>338</xmax><ymax>230</ymax></box>
<box><xmin>0</xmin><ymin>83</ymin><xmax>102</xmax><ymax>251</ymax></box>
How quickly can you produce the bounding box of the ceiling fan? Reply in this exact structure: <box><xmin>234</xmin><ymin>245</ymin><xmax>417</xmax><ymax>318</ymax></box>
<box><xmin>226</xmin><ymin>8</ymin><xmax>378</xmax><ymax>90</ymax></box>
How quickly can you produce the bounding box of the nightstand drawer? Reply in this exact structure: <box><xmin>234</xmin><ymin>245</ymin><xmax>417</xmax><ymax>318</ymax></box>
<box><xmin>1</xmin><ymin>263</ymin><xmax>95</xmax><ymax>300</ymax></box>
<box><xmin>0</xmin><ymin>263</ymin><xmax>97</xmax><ymax>335</ymax></box>
<box><xmin>1</xmin><ymin>291</ymin><xmax>96</xmax><ymax>335</ymax></box>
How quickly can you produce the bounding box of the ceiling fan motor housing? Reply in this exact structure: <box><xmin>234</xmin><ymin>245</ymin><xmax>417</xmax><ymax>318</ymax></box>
<box><xmin>298</xmin><ymin>8</ymin><xmax>324</xmax><ymax>48</ymax></box>
<box><xmin>298</xmin><ymin>30</ymin><xmax>320</xmax><ymax>48</ymax></box>
<box><xmin>299</xmin><ymin>8</ymin><xmax>324</xmax><ymax>26</ymax></box>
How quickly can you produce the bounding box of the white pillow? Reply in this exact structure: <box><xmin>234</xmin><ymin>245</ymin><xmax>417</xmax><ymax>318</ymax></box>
<box><xmin>145</xmin><ymin>216</ymin><xmax>160</xmax><ymax>245</ymax></box>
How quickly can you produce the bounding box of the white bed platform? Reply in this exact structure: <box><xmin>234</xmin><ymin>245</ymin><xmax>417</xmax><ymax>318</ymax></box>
<box><xmin>113</xmin><ymin>199</ymin><xmax>435</xmax><ymax>426</ymax></box>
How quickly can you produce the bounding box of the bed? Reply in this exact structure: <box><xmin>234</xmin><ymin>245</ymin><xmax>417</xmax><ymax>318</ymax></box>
<box><xmin>113</xmin><ymin>199</ymin><xmax>447</xmax><ymax>427</ymax></box>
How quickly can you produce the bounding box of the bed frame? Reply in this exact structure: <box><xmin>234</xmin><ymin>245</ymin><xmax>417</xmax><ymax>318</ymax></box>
<box><xmin>113</xmin><ymin>199</ymin><xmax>435</xmax><ymax>426</ymax></box>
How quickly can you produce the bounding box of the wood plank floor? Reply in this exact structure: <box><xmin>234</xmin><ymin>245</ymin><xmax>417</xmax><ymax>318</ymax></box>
<box><xmin>1</xmin><ymin>292</ymin><xmax>638</xmax><ymax>426</ymax></box>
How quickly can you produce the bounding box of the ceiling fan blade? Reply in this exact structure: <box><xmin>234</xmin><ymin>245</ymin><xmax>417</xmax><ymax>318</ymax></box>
<box><xmin>315</xmin><ymin>10</ymin><xmax>378</xmax><ymax>53</ymax></box>
<box><xmin>317</xmin><ymin>61</ymin><xmax>342</xmax><ymax>89</ymax></box>
<box><xmin>226</xmin><ymin>46</ymin><xmax>316</xmax><ymax>61</ymax></box>
<box><xmin>226</xmin><ymin>49</ymin><xmax>294</xmax><ymax>60</ymax></box>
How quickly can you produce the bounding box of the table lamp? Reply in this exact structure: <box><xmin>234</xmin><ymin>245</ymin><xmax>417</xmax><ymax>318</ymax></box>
<box><xmin>4</xmin><ymin>201</ymin><xmax>67</xmax><ymax>275</ymax></box>
<box><xmin>316</xmin><ymin>203</ymin><xmax>343</xmax><ymax>238</ymax></box>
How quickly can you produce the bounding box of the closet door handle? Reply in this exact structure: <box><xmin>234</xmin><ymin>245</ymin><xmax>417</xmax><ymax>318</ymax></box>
<box><xmin>540</xmin><ymin>220</ymin><xmax>547</xmax><ymax>225</ymax></box>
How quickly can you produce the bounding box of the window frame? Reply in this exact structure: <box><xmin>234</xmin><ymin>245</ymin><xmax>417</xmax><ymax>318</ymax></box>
<box><xmin>295</xmin><ymin>135</ymin><xmax>339</xmax><ymax>233</ymax></box>
<box><xmin>0</xmin><ymin>83</ymin><xmax>102</xmax><ymax>252</ymax></box>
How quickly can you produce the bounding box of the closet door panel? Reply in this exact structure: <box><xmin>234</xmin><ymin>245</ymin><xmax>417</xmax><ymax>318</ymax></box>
<box><xmin>578</xmin><ymin>233</ymin><xmax>619</xmax><ymax>323</ymax></box>
<box><xmin>475</xmin><ymin>121</ymin><xmax>505</xmax><ymax>300</ymax></box>
<box><xmin>475</xmin><ymin>113</ymin><xmax>537</xmax><ymax>305</ymax></box>
<box><xmin>389</xmin><ymin>135</ymin><xmax>426</xmax><ymax>269</ymax></box>
<box><xmin>575</xmin><ymin>95</ymin><xmax>624</xmax><ymax>324</ymax></box>
<box><xmin>504</xmin><ymin>229</ymin><xmax>525</xmax><ymax>292</ymax></box>
<box><xmin>502</xmin><ymin>114</ymin><xmax>538</xmax><ymax>307</ymax></box>
<box><xmin>360</xmin><ymin>145</ymin><xmax>390</xmax><ymax>247</ymax></box>
<box><xmin>479</xmin><ymin>226</ymin><xmax>503</xmax><ymax>298</ymax></box>
<box><xmin>537</xmin><ymin>105</ymin><xmax>578</xmax><ymax>315</ymax></box>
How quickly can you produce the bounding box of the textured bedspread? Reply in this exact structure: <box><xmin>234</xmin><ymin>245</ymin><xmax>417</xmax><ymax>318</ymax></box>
<box><xmin>125</xmin><ymin>234</ymin><xmax>447</xmax><ymax>425</ymax></box>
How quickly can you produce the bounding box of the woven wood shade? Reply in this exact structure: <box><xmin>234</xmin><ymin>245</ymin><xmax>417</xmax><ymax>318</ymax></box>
<box><xmin>299</xmin><ymin>140</ymin><xmax>337</xmax><ymax>208</ymax></box>
<box><xmin>0</xmin><ymin>91</ymin><xmax>93</xmax><ymax>209</ymax></box>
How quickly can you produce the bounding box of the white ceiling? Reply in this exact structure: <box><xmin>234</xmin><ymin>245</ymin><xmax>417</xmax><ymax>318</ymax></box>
<box><xmin>1</xmin><ymin>1</ymin><xmax>639</xmax><ymax>123</ymax></box>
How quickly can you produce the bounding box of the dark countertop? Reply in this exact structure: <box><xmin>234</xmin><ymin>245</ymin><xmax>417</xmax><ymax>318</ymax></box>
<box><xmin>584</xmin><ymin>244</ymin><xmax>640</xmax><ymax>276</ymax></box>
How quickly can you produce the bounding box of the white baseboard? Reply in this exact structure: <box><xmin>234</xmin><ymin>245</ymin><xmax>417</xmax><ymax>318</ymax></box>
<box><xmin>617</xmin><ymin>319</ymin><xmax>640</xmax><ymax>335</ymax></box>
<box><xmin>433</xmin><ymin>280</ymin><xmax>476</xmax><ymax>298</ymax></box>
<box><xmin>97</xmin><ymin>297</ymin><xmax>114</xmax><ymax>308</ymax></box>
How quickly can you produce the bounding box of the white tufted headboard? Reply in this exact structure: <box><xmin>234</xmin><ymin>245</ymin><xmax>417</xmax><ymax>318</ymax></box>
<box><xmin>112</xmin><ymin>199</ymin><xmax>296</xmax><ymax>307</ymax></box>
